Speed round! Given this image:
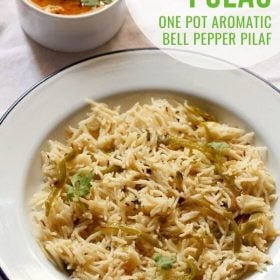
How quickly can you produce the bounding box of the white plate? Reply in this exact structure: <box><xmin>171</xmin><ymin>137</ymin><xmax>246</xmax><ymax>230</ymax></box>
<box><xmin>0</xmin><ymin>49</ymin><xmax>280</xmax><ymax>280</ymax></box>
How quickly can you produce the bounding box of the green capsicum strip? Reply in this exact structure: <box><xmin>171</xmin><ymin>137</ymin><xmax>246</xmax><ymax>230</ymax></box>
<box><xmin>45</xmin><ymin>159</ymin><xmax>66</xmax><ymax>216</ymax></box>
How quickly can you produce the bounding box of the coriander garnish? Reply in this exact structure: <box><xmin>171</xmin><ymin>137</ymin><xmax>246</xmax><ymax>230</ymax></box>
<box><xmin>81</xmin><ymin>0</ymin><xmax>113</xmax><ymax>7</ymax></box>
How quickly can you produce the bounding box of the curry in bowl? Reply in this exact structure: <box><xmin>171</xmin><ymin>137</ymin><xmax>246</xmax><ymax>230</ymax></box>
<box><xmin>30</xmin><ymin>0</ymin><xmax>113</xmax><ymax>15</ymax></box>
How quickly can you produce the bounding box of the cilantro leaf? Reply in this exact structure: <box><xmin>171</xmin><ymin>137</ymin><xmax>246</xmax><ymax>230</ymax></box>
<box><xmin>81</xmin><ymin>0</ymin><xmax>99</xmax><ymax>6</ymax></box>
<box><xmin>207</xmin><ymin>142</ymin><xmax>230</xmax><ymax>150</ymax></box>
<box><xmin>81</xmin><ymin>0</ymin><xmax>112</xmax><ymax>7</ymax></box>
<box><xmin>154</xmin><ymin>253</ymin><xmax>175</xmax><ymax>270</ymax></box>
<box><xmin>67</xmin><ymin>170</ymin><xmax>93</xmax><ymax>202</ymax></box>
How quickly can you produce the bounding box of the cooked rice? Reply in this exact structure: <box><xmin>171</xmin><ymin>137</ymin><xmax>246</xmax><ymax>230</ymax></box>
<box><xmin>32</xmin><ymin>99</ymin><xmax>278</xmax><ymax>280</ymax></box>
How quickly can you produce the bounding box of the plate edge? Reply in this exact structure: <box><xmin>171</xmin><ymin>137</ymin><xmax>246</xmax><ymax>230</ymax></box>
<box><xmin>1</xmin><ymin>47</ymin><xmax>279</xmax><ymax>127</ymax></box>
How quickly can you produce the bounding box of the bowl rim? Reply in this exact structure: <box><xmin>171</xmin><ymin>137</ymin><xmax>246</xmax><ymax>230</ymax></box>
<box><xmin>19</xmin><ymin>0</ymin><xmax>122</xmax><ymax>20</ymax></box>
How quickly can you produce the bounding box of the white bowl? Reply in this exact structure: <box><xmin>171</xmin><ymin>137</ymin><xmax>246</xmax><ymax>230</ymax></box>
<box><xmin>15</xmin><ymin>0</ymin><xmax>127</xmax><ymax>52</ymax></box>
<box><xmin>0</xmin><ymin>49</ymin><xmax>280</xmax><ymax>280</ymax></box>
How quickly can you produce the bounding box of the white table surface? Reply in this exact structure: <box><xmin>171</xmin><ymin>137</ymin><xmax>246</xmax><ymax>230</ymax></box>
<box><xmin>0</xmin><ymin>0</ymin><xmax>280</xmax><ymax>279</ymax></box>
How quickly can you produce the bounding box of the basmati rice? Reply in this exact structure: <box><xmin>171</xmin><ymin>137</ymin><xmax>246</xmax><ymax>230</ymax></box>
<box><xmin>32</xmin><ymin>99</ymin><xmax>278</xmax><ymax>280</ymax></box>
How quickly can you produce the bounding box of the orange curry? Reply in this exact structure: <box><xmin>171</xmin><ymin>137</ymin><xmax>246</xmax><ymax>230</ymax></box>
<box><xmin>31</xmin><ymin>0</ymin><xmax>95</xmax><ymax>15</ymax></box>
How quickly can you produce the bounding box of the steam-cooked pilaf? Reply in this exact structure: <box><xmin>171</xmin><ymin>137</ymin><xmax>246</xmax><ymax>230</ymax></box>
<box><xmin>32</xmin><ymin>99</ymin><xmax>279</xmax><ymax>280</ymax></box>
